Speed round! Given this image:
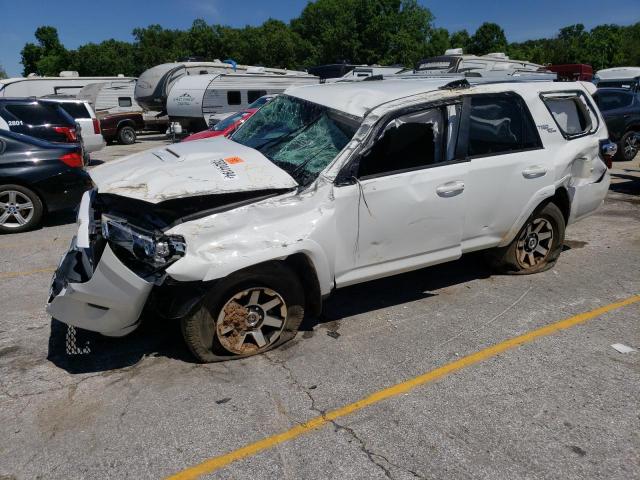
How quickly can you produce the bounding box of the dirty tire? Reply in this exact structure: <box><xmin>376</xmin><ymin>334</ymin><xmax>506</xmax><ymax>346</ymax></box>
<box><xmin>486</xmin><ymin>202</ymin><xmax>565</xmax><ymax>275</ymax></box>
<box><xmin>117</xmin><ymin>125</ymin><xmax>136</xmax><ymax>145</ymax></box>
<box><xmin>0</xmin><ymin>184</ymin><xmax>44</xmax><ymax>233</ymax></box>
<box><xmin>616</xmin><ymin>131</ymin><xmax>639</xmax><ymax>161</ymax></box>
<box><xmin>181</xmin><ymin>262</ymin><xmax>305</xmax><ymax>362</ymax></box>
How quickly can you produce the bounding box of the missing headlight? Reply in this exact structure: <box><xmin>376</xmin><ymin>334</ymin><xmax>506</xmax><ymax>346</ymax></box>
<box><xmin>101</xmin><ymin>214</ymin><xmax>186</xmax><ymax>272</ymax></box>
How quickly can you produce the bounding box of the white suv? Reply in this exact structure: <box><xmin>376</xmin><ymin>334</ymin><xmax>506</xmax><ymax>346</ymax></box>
<box><xmin>47</xmin><ymin>78</ymin><xmax>614</xmax><ymax>362</ymax></box>
<box><xmin>41</xmin><ymin>98</ymin><xmax>105</xmax><ymax>161</ymax></box>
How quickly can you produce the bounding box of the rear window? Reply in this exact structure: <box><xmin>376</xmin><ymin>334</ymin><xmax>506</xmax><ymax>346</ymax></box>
<box><xmin>541</xmin><ymin>92</ymin><xmax>598</xmax><ymax>138</ymax></box>
<box><xmin>467</xmin><ymin>94</ymin><xmax>541</xmax><ymax>157</ymax></box>
<box><xmin>594</xmin><ymin>91</ymin><xmax>634</xmax><ymax>111</ymax></box>
<box><xmin>59</xmin><ymin>102</ymin><xmax>90</xmax><ymax>119</ymax></box>
<box><xmin>5</xmin><ymin>103</ymin><xmax>71</xmax><ymax>126</ymax></box>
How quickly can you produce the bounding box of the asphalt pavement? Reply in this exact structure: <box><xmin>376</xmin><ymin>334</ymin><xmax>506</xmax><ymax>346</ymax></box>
<box><xmin>0</xmin><ymin>137</ymin><xmax>638</xmax><ymax>480</ymax></box>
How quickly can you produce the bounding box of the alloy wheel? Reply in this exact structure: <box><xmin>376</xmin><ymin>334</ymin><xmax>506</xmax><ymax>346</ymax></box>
<box><xmin>516</xmin><ymin>217</ymin><xmax>554</xmax><ymax>269</ymax></box>
<box><xmin>216</xmin><ymin>287</ymin><xmax>287</xmax><ymax>354</ymax></box>
<box><xmin>0</xmin><ymin>190</ymin><xmax>35</xmax><ymax>229</ymax></box>
<box><xmin>624</xmin><ymin>135</ymin><xmax>638</xmax><ymax>160</ymax></box>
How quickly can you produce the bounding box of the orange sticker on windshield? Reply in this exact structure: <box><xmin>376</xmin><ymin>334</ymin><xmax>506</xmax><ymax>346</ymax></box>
<box><xmin>225</xmin><ymin>156</ymin><xmax>244</xmax><ymax>164</ymax></box>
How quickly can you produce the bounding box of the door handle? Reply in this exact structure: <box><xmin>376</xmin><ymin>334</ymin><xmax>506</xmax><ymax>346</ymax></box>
<box><xmin>522</xmin><ymin>166</ymin><xmax>547</xmax><ymax>179</ymax></box>
<box><xmin>436</xmin><ymin>180</ymin><xmax>465</xmax><ymax>197</ymax></box>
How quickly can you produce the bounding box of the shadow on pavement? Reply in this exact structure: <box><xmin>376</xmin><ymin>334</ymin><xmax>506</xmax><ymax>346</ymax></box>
<box><xmin>43</xmin><ymin>210</ymin><xmax>77</xmax><ymax>228</ymax></box>
<box><xmin>48</xmin><ymin>253</ymin><xmax>493</xmax><ymax>373</ymax></box>
<box><xmin>610</xmin><ymin>172</ymin><xmax>640</xmax><ymax>196</ymax></box>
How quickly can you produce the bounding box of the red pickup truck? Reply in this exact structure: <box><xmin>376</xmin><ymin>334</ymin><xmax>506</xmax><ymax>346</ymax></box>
<box><xmin>98</xmin><ymin>112</ymin><xmax>145</xmax><ymax>145</ymax></box>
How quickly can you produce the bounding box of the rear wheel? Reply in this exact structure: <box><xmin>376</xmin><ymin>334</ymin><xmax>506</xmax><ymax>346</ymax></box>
<box><xmin>487</xmin><ymin>202</ymin><xmax>565</xmax><ymax>275</ymax></box>
<box><xmin>117</xmin><ymin>125</ymin><xmax>136</xmax><ymax>145</ymax></box>
<box><xmin>181</xmin><ymin>263</ymin><xmax>305</xmax><ymax>362</ymax></box>
<box><xmin>0</xmin><ymin>185</ymin><xmax>44</xmax><ymax>233</ymax></box>
<box><xmin>617</xmin><ymin>131</ymin><xmax>638</xmax><ymax>161</ymax></box>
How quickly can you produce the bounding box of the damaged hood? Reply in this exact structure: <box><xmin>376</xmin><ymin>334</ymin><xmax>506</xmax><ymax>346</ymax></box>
<box><xmin>90</xmin><ymin>137</ymin><xmax>298</xmax><ymax>203</ymax></box>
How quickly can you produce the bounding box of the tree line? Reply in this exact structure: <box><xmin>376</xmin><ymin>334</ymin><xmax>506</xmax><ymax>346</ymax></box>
<box><xmin>17</xmin><ymin>0</ymin><xmax>640</xmax><ymax>77</ymax></box>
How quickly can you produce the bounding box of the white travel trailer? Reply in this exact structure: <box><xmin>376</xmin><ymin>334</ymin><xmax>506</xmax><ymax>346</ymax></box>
<box><xmin>594</xmin><ymin>67</ymin><xmax>640</xmax><ymax>90</ymax></box>
<box><xmin>135</xmin><ymin>60</ymin><xmax>311</xmax><ymax>112</ymax></box>
<box><xmin>0</xmin><ymin>72</ymin><xmax>134</xmax><ymax>98</ymax></box>
<box><xmin>415</xmin><ymin>49</ymin><xmax>546</xmax><ymax>75</ymax></box>
<box><xmin>167</xmin><ymin>71</ymin><xmax>319</xmax><ymax>131</ymax></box>
<box><xmin>76</xmin><ymin>80</ymin><xmax>142</xmax><ymax>114</ymax></box>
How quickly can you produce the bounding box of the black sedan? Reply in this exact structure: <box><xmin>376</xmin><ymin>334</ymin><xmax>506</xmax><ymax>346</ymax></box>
<box><xmin>0</xmin><ymin>130</ymin><xmax>92</xmax><ymax>233</ymax></box>
<box><xmin>593</xmin><ymin>88</ymin><xmax>640</xmax><ymax>161</ymax></box>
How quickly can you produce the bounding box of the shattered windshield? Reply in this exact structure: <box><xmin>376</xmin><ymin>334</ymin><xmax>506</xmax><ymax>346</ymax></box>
<box><xmin>231</xmin><ymin>95</ymin><xmax>360</xmax><ymax>185</ymax></box>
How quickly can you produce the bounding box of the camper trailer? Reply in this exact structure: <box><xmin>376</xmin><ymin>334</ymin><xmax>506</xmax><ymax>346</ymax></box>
<box><xmin>595</xmin><ymin>67</ymin><xmax>640</xmax><ymax>91</ymax></box>
<box><xmin>135</xmin><ymin>61</ymin><xmax>311</xmax><ymax>112</ymax></box>
<box><xmin>76</xmin><ymin>80</ymin><xmax>141</xmax><ymax>114</ymax></box>
<box><xmin>414</xmin><ymin>49</ymin><xmax>547</xmax><ymax>75</ymax></box>
<box><xmin>78</xmin><ymin>81</ymin><xmax>168</xmax><ymax>131</ymax></box>
<box><xmin>0</xmin><ymin>72</ymin><xmax>135</xmax><ymax>98</ymax></box>
<box><xmin>166</xmin><ymin>71</ymin><xmax>319</xmax><ymax>131</ymax></box>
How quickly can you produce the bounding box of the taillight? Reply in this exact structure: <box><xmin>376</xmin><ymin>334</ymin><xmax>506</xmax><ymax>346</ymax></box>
<box><xmin>53</xmin><ymin>126</ymin><xmax>78</xmax><ymax>142</ymax></box>
<box><xmin>59</xmin><ymin>152</ymin><xmax>83</xmax><ymax>168</ymax></box>
<box><xmin>599</xmin><ymin>140</ymin><xmax>617</xmax><ymax>169</ymax></box>
<box><xmin>92</xmin><ymin>118</ymin><xmax>101</xmax><ymax>134</ymax></box>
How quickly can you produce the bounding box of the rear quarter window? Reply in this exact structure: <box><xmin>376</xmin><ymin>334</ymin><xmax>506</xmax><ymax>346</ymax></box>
<box><xmin>6</xmin><ymin>103</ymin><xmax>72</xmax><ymax>126</ymax></box>
<box><xmin>541</xmin><ymin>92</ymin><xmax>598</xmax><ymax>139</ymax></box>
<box><xmin>59</xmin><ymin>102</ymin><xmax>91</xmax><ymax>119</ymax></box>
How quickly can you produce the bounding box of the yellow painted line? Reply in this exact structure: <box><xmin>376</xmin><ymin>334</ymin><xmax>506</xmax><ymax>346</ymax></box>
<box><xmin>0</xmin><ymin>267</ymin><xmax>56</xmax><ymax>279</ymax></box>
<box><xmin>165</xmin><ymin>293</ymin><xmax>640</xmax><ymax>480</ymax></box>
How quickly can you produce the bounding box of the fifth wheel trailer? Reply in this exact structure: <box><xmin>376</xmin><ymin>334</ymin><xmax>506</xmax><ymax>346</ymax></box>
<box><xmin>166</xmin><ymin>72</ymin><xmax>319</xmax><ymax>131</ymax></box>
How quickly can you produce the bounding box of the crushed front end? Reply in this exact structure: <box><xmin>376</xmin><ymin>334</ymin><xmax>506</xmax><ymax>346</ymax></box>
<box><xmin>46</xmin><ymin>190</ymin><xmax>187</xmax><ymax>337</ymax></box>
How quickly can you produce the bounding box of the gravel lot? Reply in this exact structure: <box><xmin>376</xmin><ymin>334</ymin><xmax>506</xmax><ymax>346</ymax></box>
<box><xmin>0</xmin><ymin>136</ymin><xmax>638</xmax><ymax>480</ymax></box>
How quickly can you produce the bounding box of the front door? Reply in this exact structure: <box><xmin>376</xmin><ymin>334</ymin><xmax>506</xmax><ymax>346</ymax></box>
<box><xmin>333</xmin><ymin>105</ymin><xmax>468</xmax><ymax>287</ymax></box>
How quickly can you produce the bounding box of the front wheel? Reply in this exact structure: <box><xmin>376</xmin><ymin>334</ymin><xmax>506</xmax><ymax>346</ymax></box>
<box><xmin>487</xmin><ymin>202</ymin><xmax>565</xmax><ymax>275</ymax></box>
<box><xmin>181</xmin><ymin>263</ymin><xmax>305</xmax><ymax>362</ymax></box>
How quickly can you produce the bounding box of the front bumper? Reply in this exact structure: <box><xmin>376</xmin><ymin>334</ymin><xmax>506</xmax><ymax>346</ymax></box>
<box><xmin>46</xmin><ymin>191</ymin><xmax>153</xmax><ymax>337</ymax></box>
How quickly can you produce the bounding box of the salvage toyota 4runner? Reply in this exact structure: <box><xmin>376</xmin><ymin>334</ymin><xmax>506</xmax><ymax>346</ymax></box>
<box><xmin>48</xmin><ymin>78</ymin><xmax>615</xmax><ymax>362</ymax></box>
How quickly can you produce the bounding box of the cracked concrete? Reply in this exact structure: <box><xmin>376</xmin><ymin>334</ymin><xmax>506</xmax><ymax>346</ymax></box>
<box><xmin>0</xmin><ymin>147</ymin><xmax>639</xmax><ymax>479</ymax></box>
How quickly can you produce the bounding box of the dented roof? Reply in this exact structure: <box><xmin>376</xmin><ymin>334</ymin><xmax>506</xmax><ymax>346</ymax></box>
<box><xmin>286</xmin><ymin>77</ymin><xmax>465</xmax><ymax>118</ymax></box>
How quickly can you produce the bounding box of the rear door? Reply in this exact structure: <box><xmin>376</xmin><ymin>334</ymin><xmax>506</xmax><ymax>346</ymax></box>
<box><xmin>457</xmin><ymin>92</ymin><xmax>548</xmax><ymax>251</ymax></box>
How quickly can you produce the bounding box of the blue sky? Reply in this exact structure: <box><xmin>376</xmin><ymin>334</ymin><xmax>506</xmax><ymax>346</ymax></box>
<box><xmin>1</xmin><ymin>0</ymin><xmax>639</xmax><ymax>76</ymax></box>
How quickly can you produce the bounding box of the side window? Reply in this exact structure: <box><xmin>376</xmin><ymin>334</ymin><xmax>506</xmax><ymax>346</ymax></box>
<box><xmin>248</xmin><ymin>90</ymin><xmax>267</xmax><ymax>104</ymax></box>
<box><xmin>357</xmin><ymin>108</ymin><xmax>444</xmax><ymax>178</ymax></box>
<box><xmin>227</xmin><ymin>91</ymin><xmax>242</xmax><ymax>106</ymax></box>
<box><xmin>60</xmin><ymin>103</ymin><xmax>90</xmax><ymax>119</ymax></box>
<box><xmin>541</xmin><ymin>92</ymin><xmax>598</xmax><ymax>138</ymax></box>
<box><xmin>6</xmin><ymin>104</ymin><xmax>69</xmax><ymax>125</ymax></box>
<box><xmin>118</xmin><ymin>97</ymin><xmax>132</xmax><ymax>108</ymax></box>
<box><xmin>593</xmin><ymin>92</ymin><xmax>633</xmax><ymax>111</ymax></box>
<box><xmin>467</xmin><ymin>94</ymin><xmax>540</xmax><ymax>157</ymax></box>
